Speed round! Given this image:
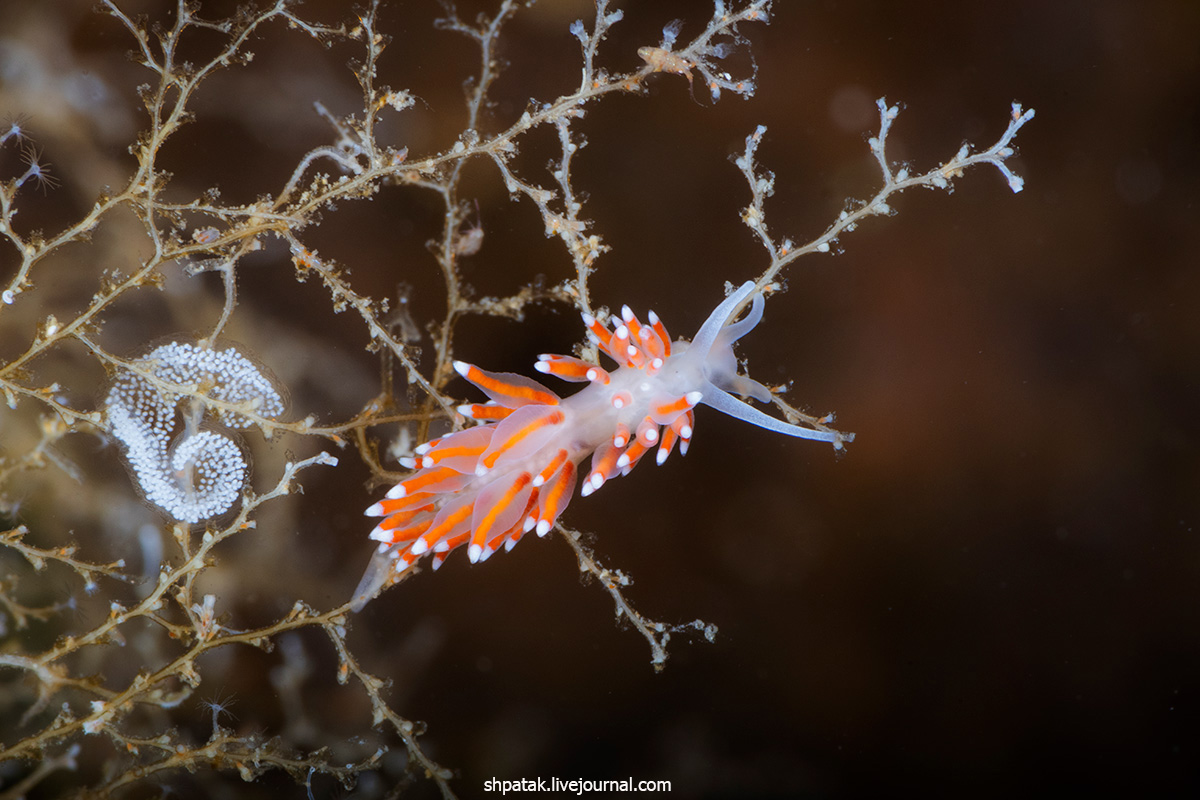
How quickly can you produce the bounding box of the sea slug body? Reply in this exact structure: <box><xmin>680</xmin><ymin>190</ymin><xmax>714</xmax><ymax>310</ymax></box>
<box><xmin>353</xmin><ymin>281</ymin><xmax>836</xmax><ymax>608</ymax></box>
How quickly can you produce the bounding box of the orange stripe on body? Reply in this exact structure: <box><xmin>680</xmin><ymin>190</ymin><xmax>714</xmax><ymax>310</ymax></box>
<box><xmin>611</xmin><ymin>325</ymin><xmax>643</xmax><ymax>368</ymax></box>
<box><xmin>583</xmin><ymin>314</ymin><xmax>619</xmax><ymax>361</ymax></box>
<box><xmin>415</xmin><ymin>501</ymin><xmax>475</xmax><ymax>552</ymax></box>
<box><xmin>536</xmin><ymin>354</ymin><xmax>597</xmax><ymax>382</ymax></box>
<box><xmin>382</xmin><ymin>517</ymin><xmax>434</xmax><ymax>543</ymax></box>
<box><xmin>462</xmin><ymin>403</ymin><xmax>512</xmax><ymax>421</ymax></box>
<box><xmin>653</xmin><ymin>394</ymin><xmax>694</xmax><ymax>418</ymax></box>
<box><xmin>537</xmin><ymin>461</ymin><xmax>575</xmax><ymax>534</ymax></box>
<box><xmin>590</xmin><ymin>444</ymin><xmax>622</xmax><ymax>485</ymax></box>
<box><xmin>621</xmin><ymin>439</ymin><xmax>648</xmax><ymax>470</ymax></box>
<box><xmin>424</xmin><ymin>442</ymin><xmax>487</xmax><ymax>466</ymax></box>
<box><xmin>648</xmin><ymin>311</ymin><xmax>671</xmax><ymax>357</ymax></box>
<box><xmin>435</xmin><ymin>531</ymin><xmax>470</xmax><ymax>554</ymax></box>
<box><xmin>482</xmin><ymin>409</ymin><xmax>565</xmax><ymax>469</ymax></box>
<box><xmin>535</xmin><ymin>448</ymin><xmax>570</xmax><ymax>486</ymax></box>
<box><xmin>400</xmin><ymin>467</ymin><xmax>459</xmax><ymax>495</ymax></box>
<box><xmin>638</xmin><ymin>326</ymin><xmax>664</xmax><ymax>360</ymax></box>
<box><xmin>677</xmin><ymin>409</ymin><xmax>695</xmax><ymax>454</ymax></box>
<box><xmin>471</xmin><ymin>472</ymin><xmax>533</xmax><ymax>550</ymax></box>
<box><xmin>621</xmin><ymin>307</ymin><xmax>644</xmax><ymax>349</ymax></box>
<box><xmin>656</xmin><ymin>426</ymin><xmax>679</xmax><ymax>463</ymax></box>
<box><xmin>374</xmin><ymin>492</ymin><xmax>435</xmax><ymax>516</ymax></box>
<box><xmin>487</xmin><ymin>486</ymin><xmax>539</xmax><ymax>554</ymax></box>
<box><xmin>457</xmin><ymin>362</ymin><xmax>560</xmax><ymax>407</ymax></box>
<box><xmin>379</xmin><ymin>503</ymin><xmax>435</xmax><ymax>530</ymax></box>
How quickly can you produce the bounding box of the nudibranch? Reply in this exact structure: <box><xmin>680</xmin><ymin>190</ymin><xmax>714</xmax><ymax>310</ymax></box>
<box><xmin>352</xmin><ymin>281</ymin><xmax>840</xmax><ymax>609</ymax></box>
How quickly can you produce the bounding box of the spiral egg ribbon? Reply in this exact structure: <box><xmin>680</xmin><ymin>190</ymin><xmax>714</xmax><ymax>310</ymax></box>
<box><xmin>104</xmin><ymin>342</ymin><xmax>284</xmax><ymax>523</ymax></box>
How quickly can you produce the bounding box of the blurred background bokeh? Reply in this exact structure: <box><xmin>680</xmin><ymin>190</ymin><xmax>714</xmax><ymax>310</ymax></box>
<box><xmin>1</xmin><ymin>0</ymin><xmax>1197</xmax><ymax>796</ymax></box>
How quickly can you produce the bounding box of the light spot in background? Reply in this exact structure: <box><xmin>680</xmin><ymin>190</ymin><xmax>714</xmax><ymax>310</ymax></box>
<box><xmin>828</xmin><ymin>84</ymin><xmax>875</xmax><ymax>134</ymax></box>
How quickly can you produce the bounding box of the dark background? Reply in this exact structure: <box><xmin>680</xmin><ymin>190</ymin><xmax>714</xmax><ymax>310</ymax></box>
<box><xmin>1</xmin><ymin>0</ymin><xmax>1197</xmax><ymax>796</ymax></box>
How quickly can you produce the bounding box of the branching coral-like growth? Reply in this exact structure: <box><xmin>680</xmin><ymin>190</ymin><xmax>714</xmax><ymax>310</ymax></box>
<box><xmin>0</xmin><ymin>0</ymin><xmax>1033</xmax><ymax>795</ymax></box>
<box><xmin>637</xmin><ymin>1</ymin><xmax>767</xmax><ymax>101</ymax></box>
